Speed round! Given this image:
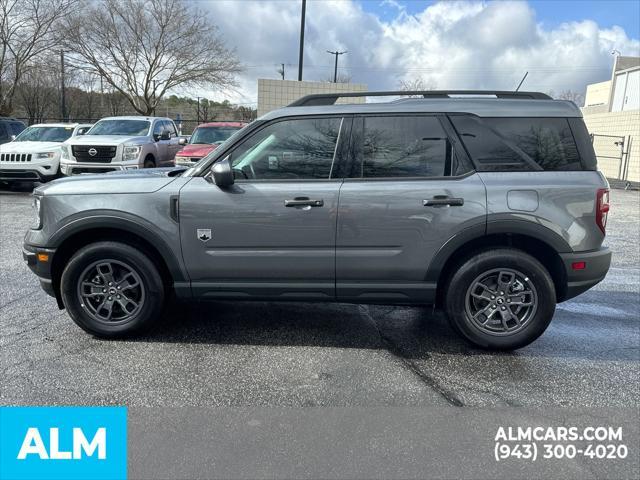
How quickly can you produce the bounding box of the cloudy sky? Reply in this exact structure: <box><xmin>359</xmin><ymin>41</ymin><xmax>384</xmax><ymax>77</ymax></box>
<box><xmin>196</xmin><ymin>0</ymin><xmax>640</xmax><ymax>105</ymax></box>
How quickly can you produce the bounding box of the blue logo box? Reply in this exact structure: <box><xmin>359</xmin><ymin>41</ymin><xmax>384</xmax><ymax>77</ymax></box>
<box><xmin>0</xmin><ymin>406</ymin><xmax>127</xmax><ymax>480</ymax></box>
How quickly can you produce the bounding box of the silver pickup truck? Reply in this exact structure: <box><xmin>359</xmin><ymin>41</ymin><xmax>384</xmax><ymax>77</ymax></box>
<box><xmin>60</xmin><ymin>116</ymin><xmax>181</xmax><ymax>175</ymax></box>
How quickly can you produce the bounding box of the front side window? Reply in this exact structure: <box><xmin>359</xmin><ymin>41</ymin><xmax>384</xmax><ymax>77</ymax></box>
<box><xmin>353</xmin><ymin>116</ymin><xmax>451</xmax><ymax>178</ymax></box>
<box><xmin>230</xmin><ymin>118</ymin><xmax>342</xmax><ymax>180</ymax></box>
<box><xmin>163</xmin><ymin>121</ymin><xmax>177</xmax><ymax>137</ymax></box>
<box><xmin>87</xmin><ymin>120</ymin><xmax>151</xmax><ymax>136</ymax></box>
<box><xmin>14</xmin><ymin>126</ymin><xmax>74</xmax><ymax>142</ymax></box>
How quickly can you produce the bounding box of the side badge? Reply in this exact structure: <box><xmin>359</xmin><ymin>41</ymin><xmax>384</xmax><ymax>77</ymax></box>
<box><xmin>197</xmin><ymin>229</ymin><xmax>212</xmax><ymax>242</ymax></box>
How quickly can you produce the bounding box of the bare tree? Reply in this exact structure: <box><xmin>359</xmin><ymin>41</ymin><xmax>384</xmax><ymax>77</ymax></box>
<box><xmin>397</xmin><ymin>78</ymin><xmax>435</xmax><ymax>96</ymax></box>
<box><xmin>17</xmin><ymin>63</ymin><xmax>57</xmax><ymax>123</ymax></box>
<box><xmin>322</xmin><ymin>73</ymin><xmax>352</xmax><ymax>83</ymax></box>
<box><xmin>551</xmin><ymin>89</ymin><xmax>585</xmax><ymax>107</ymax></box>
<box><xmin>0</xmin><ymin>0</ymin><xmax>76</xmax><ymax>115</ymax></box>
<box><xmin>63</xmin><ymin>0</ymin><xmax>242</xmax><ymax>115</ymax></box>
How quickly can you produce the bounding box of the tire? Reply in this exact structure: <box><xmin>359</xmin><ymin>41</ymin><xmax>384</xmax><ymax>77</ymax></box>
<box><xmin>444</xmin><ymin>248</ymin><xmax>556</xmax><ymax>350</ymax></box>
<box><xmin>60</xmin><ymin>241</ymin><xmax>164</xmax><ymax>338</ymax></box>
<box><xmin>143</xmin><ymin>156</ymin><xmax>156</xmax><ymax>168</ymax></box>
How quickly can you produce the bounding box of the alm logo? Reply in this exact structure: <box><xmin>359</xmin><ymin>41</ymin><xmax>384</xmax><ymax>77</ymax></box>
<box><xmin>17</xmin><ymin>427</ymin><xmax>106</xmax><ymax>460</ymax></box>
<box><xmin>1</xmin><ymin>407</ymin><xmax>127</xmax><ymax>480</ymax></box>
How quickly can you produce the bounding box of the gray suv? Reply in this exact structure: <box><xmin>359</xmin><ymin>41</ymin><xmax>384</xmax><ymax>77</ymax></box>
<box><xmin>23</xmin><ymin>91</ymin><xmax>612</xmax><ymax>350</ymax></box>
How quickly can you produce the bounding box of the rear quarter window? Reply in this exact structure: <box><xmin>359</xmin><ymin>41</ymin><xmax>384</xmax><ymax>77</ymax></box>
<box><xmin>450</xmin><ymin>115</ymin><xmax>584</xmax><ymax>171</ymax></box>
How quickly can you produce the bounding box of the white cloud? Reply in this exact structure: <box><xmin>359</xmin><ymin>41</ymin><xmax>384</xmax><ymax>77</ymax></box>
<box><xmin>194</xmin><ymin>0</ymin><xmax>640</xmax><ymax>104</ymax></box>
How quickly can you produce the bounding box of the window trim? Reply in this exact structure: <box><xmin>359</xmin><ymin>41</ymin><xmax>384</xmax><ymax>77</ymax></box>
<box><xmin>344</xmin><ymin>113</ymin><xmax>475</xmax><ymax>182</ymax></box>
<box><xmin>216</xmin><ymin>114</ymin><xmax>352</xmax><ymax>183</ymax></box>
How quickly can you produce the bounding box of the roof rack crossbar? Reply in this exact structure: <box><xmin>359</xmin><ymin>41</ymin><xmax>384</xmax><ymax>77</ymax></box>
<box><xmin>288</xmin><ymin>90</ymin><xmax>552</xmax><ymax>107</ymax></box>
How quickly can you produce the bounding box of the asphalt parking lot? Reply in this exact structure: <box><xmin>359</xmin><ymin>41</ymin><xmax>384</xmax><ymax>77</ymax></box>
<box><xmin>1</xmin><ymin>185</ymin><xmax>638</xmax><ymax>408</ymax></box>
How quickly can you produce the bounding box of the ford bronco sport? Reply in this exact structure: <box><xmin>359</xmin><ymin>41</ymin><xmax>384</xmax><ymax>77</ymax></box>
<box><xmin>23</xmin><ymin>91</ymin><xmax>612</xmax><ymax>350</ymax></box>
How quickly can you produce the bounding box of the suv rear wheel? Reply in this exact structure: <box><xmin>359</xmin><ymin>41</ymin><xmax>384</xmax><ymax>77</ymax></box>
<box><xmin>60</xmin><ymin>241</ymin><xmax>164</xmax><ymax>337</ymax></box>
<box><xmin>444</xmin><ymin>248</ymin><xmax>556</xmax><ymax>350</ymax></box>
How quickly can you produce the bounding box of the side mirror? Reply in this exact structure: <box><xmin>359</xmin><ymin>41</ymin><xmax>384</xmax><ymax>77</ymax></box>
<box><xmin>10</xmin><ymin>135</ymin><xmax>16</xmax><ymax>141</ymax></box>
<box><xmin>178</xmin><ymin>136</ymin><xmax>188</xmax><ymax>146</ymax></box>
<box><xmin>160</xmin><ymin>131</ymin><xmax>171</xmax><ymax>141</ymax></box>
<box><xmin>211</xmin><ymin>156</ymin><xmax>234</xmax><ymax>188</ymax></box>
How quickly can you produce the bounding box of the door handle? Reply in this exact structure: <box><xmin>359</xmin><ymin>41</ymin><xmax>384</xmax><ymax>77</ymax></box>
<box><xmin>284</xmin><ymin>197</ymin><xmax>324</xmax><ymax>208</ymax></box>
<box><xmin>423</xmin><ymin>196</ymin><xmax>464</xmax><ymax>207</ymax></box>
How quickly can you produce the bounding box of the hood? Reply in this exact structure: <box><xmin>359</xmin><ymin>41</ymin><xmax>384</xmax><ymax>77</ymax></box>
<box><xmin>0</xmin><ymin>141</ymin><xmax>63</xmax><ymax>153</ymax></box>
<box><xmin>177</xmin><ymin>143</ymin><xmax>218</xmax><ymax>157</ymax></box>
<box><xmin>34</xmin><ymin>168</ymin><xmax>185</xmax><ymax>196</ymax></box>
<box><xmin>67</xmin><ymin>135</ymin><xmax>148</xmax><ymax>145</ymax></box>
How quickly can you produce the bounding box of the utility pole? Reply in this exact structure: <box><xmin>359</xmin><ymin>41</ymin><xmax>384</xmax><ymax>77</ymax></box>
<box><xmin>196</xmin><ymin>97</ymin><xmax>201</xmax><ymax>124</ymax></box>
<box><xmin>100</xmin><ymin>76</ymin><xmax>104</xmax><ymax>116</ymax></box>
<box><xmin>326</xmin><ymin>50</ymin><xmax>347</xmax><ymax>83</ymax></box>
<box><xmin>297</xmin><ymin>0</ymin><xmax>306</xmax><ymax>81</ymax></box>
<box><xmin>152</xmin><ymin>80</ymin><xmax>157</xmax><ymax>115</ymax></box>
<box><xmin>60</xmin><ymin>50</ymin><xmax>67</xmax><ymax>121</ymax></box>
<box><xmin>280</xmin><ymin>63</ymin><xmax>285</xmax><ymax>80</ymax></box>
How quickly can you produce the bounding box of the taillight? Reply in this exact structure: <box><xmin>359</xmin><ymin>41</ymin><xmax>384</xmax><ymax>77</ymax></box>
<box><xmin>596</xmin><ymin>188</ymin><xmax>610</xmax><ymax>234</ymax></box>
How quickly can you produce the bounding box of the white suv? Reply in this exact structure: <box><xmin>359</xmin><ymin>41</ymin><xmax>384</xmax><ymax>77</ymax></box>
<box><xmin>0</xmin><ymin>123</ymin><xmax>92</xmax><ymax>184</ymax></box>
<box><xmin>60</xmin><ymin>116</ymin><xmax>181</xmax><ymax>175</ymax></box>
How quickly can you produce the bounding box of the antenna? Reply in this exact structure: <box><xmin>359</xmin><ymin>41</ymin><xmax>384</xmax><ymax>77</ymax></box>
<box><xmin>515</xmin><ymin>72</ymin><xmax>528</xmax><ymax>92</ymax></box>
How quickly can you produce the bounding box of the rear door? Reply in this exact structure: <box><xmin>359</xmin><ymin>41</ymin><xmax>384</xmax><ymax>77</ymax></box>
<box><xmin>179</xmin><ymin>116</ymin><xmax>350</xmax><ymax>300</ymax></box>
<box><xmin>336</xmin><ymin>114</ymin><xmax>487</xmax><ymax>303</ymax></box>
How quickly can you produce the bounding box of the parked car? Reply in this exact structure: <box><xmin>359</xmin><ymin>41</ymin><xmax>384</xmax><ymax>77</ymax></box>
<box><xmin>174</xmin><ymin>121</ymin><xmax>247</xmax><ymax>167</ymax></box>
<box><xmin>60</xmin><ymin>116</ymin><xmax>181</xmax><ymax>175</ymax></box>
<box><xmin>24</xmin><ymin>90</ymin><xmax>611</xmax><ymax>350</ymax></box>
<box><xmin>0</xmin><ymin>123</ymin><xmax>92</xmax><ymax>183</ymax></box>
<box><xmin>0</xmin><ymin>117</ymin><xmax>26</xmax><ymax>145</ymax></box>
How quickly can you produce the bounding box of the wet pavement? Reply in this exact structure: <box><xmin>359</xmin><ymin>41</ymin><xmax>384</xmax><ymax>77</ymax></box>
<box><xmin>1</xmin><ymin>184</ymin><xmax>638</xmax><ymax>407</ymax></box>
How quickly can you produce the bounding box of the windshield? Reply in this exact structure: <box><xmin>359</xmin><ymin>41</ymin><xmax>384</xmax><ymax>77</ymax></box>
<box><xmin>87</xmin><ymin>119</ymin><xmax>150</xmax><ymax>136</ymax></box>
<box><xmin>190</xmin><ymin>126</ymin><xmax>241</xmax><ymax>145</ymax></box>
<box><xmin>14</xmin><ymin>126</ymin><xmax>74</xmax><ymax>142</ymax></box>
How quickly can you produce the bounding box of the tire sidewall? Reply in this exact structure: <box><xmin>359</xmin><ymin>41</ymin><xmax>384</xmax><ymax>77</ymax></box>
<box><xmin>61</xmin><ymin>242</ymin><xmax>164</xmax><ymax>337</ymax></box>
<box><xmin>445</xmin><ymin>249</ymin><xmax>556</xmax><ymax>350</ymax></box>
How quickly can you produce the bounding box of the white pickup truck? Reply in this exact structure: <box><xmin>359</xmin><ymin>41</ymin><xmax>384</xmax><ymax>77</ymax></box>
<box><xmin>60</xmin><ymin>116</ymin><xmax>182</xmax><ymax>175</ymax></box>
<box><xmin>0</xmin><ymin>123</ymin><xmax>92</xmax><ymax>183</ymax></box>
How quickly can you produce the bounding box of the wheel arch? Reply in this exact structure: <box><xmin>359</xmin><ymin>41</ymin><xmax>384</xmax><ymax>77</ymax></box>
<box><xmin>430</xmin><ymin>222</ymin><xmax>570</xmax><ymax>306</ymax></box>
<box><xmin>49</xmin><ymin>217</ymin><xmax>187</xmax><ymax>307</ymax></box>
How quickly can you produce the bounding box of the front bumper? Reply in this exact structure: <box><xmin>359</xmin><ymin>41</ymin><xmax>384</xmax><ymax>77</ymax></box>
<box><xmin>23</xmin><ymin>243</ymin><xmax>57</xmax><ymax>300</ymax></box>
<box><xmin>560</xmin><ymin>247</ymin><xmax>612</xmax><ymax>301</ymax></box>
<box><xmin>0</xmin><ymin>162</ymin><xmax>59</xmax><ymax>181</ymax></box>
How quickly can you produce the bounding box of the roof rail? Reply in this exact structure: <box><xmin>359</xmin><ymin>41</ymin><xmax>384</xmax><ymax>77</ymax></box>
<box><xmin>288</xmin><ymin>90</ymin><xmax>552</xmax><ymax>107</ymax></box>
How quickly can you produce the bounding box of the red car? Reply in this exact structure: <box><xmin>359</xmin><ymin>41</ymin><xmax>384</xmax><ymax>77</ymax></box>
<box><xmin>174</xmin><ymin>121</ymin><xmax>247</xmax><ymax>166</ymax></box>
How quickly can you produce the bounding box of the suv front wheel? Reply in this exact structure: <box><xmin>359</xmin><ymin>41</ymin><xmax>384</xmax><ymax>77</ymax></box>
<box><xmin>60</xmin><ymin>241</ymin><xmax>164</xmax><ymax>337</ymax></box>
<box><xmin>444</xmin><ymin>248</ymin><xmax>556</xmax><ymax>350</ymax></box>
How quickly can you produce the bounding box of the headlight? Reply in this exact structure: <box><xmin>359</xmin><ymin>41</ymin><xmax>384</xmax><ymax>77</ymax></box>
<box><xmin>61</xmin><ymin>145</ymin><xmax>72</xmax><ymax>160</ymax></box>
<box><xmin>31</xmin><ymin>196</ymin><xmax>42</xmax><ymax>229</ymax></box>
<box><xmin>123</xmin><ymin>145</ymin><xmax>142</xmax><ymax>161</ymax></box>
<box><xmin>35</xmin><ymin>152</ymin><xmax>56</xmax><ymax>160</ymax></box>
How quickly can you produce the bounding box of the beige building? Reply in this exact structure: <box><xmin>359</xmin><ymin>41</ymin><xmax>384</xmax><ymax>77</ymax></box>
<box><xmin>582</xmin><ymin>56</ymin><xmax>639</xmax><ymax>185</ymax></box>
<box><xmin>257</xmin><ymin>79</ymin><xmax>367</xmax><ymax>117</ymax></box>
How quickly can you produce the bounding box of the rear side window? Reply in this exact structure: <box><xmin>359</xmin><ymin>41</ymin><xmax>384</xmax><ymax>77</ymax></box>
<box><xmin>10</xmin><ymin>122</ymin><xmax>25</xmax><ymax>136</ymax></box>
<box><xmin>0</xmin><ymin>123</ymin><xmax>8</xmax><ymax>142</ymax></box>
<box><xmin>353</xmin><ymin>116</ymin><xmax>452</xmax><ymax>178</ymax></box>
<box><xmin>450</xmin><ymin>116</ymin><xmax>583</xmax><ymax>171</ymax></box>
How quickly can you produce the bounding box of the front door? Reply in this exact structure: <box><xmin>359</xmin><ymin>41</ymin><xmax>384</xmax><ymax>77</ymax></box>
<box><xmin>336</xmin><ymin>114</ymin><xmax>487</xmax><ymax>303</ymax></box>
<box><xmin>179</xmin><ymin>116</ymin><xmax>349</xmax><ymax>300</ymax></box>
